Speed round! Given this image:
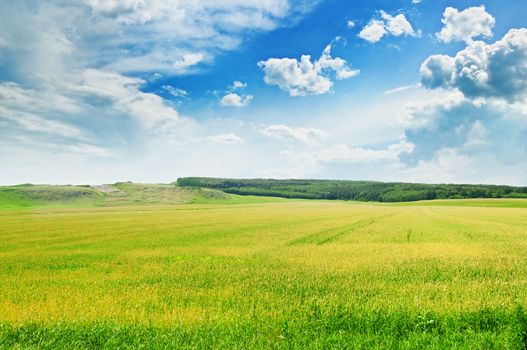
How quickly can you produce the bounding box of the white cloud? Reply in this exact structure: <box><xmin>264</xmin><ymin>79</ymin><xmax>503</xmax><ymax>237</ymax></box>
<box><xmin>219</xmin><ymin>81</ymin><xmax>252</xmax><ymax>106</ymax></box>
<box><xmin>463</xmin><ymin>120</ymin><xmax>489</xmax><ymax>149</ymax></box>
<box><xmin>66</xmin><ymin>69</ymin><xmax>181</xmax><ymax>128</ymax></box>
<box><xmin>0</xmin><ymin>82</ymin><xmax>90</xmax><ymax>147</ymax></box>
<box><xmin>436</xmin><ymin>6</ymin><xmax>495</xmax><ymax>43</ymax></box>
<box><xmin>220</xmin><ymin>92</ymin><xmax>253</xmax><ymax>107</ymax></box>
<box><xmin>172</xmin><ymin>53</ymin><xmax>204</xmax><ymax>69</ymax></box>
<box><xmin>395</xmin><ymin>91</ymin><xmax>527</xmax><ymax>183</ymax></box>
<box><xmin>346</xmin><ymin>20</ymin><xmax>355</xmax><ymax>29</ymax></box>
<box><xmin>0</xmin><ymin>106</ymin><xmax>84</xmax><ymax>139</ymax></box>
<box><xmin>162</xmin><ymin>86</ymin><xmax>189</xmax><ymax>98</ymax></box>
<box><xmin>0</xmin><ymin>82</ymin><xmax>82</xmax><ymax>115</ymax></box>
<box><xmin>258</xmin><ymin>43</ymin><xmax>359</xmax><ymax>96</ymax></box>
<box><xmin>383</xmin><ymin>84</ymin><xmax>418</xmax><ymax>95</ymax></box>
<box><xmin>398</xmin><ymin>148</ymin><xmax>527</xmax><ymax>186</ymax></box>
<box><xmin>273</xmin><ymin>137</ymin><xmax>415</xmax><ymax>178</ymax></box>
<box><xmin>359</xmin><ymin>20</ymin><xmax>386</xmax><ymax>43</ymax></box>
<box><xmin>318</xmin><ymin>44</ymin><xmax>360</xmax><ymax>80</ymax></box>
<box><xmin>399</xmin><ymin>148</ymin><xmax>481</xmax><ymax>184</ymax></box>
<box><xmin>421</xmin><ymin>29</ymin><xmax>527</xmax><ymax>101</ymax></box>
<box><xmin>66</xmin><ymin>143</ymin><xmax>115</xmax><ymax>157</ymax></box>
<box><xmin>1</xmin><ymin>1</ymin><xmax>301</xmax><ymax>164</ymax></box>
<box><xmin>381</xmin><ymin>11</ymin><xmax>416</xmax><ymax>37</ymax></box>
<box><xmin>359</xmin><ymin>11</ymin><xmax>416</xmax><ymax>43</ymax></box>
<box><xmin>84</xmin><ymin>0</ymin><xmax>293</xmax><ymax>26</ymax></box>
<box><xmin>77</xmin><ymin>0</ymin><xmax>319</xmax><ymax>73</ymax></box>
<box><xmin>0</xmin><ymin>67</ymin><xmax>191</xmax><ymax>159</ymax></box>
<box><xmin>420</xmin><ymin>54</ymin><xmax>456</xmax><ymax>89</ymax></box>
<box><xmin>316</xmin><ymin>137</ymin><xmax>414</xmax><ymax>163</ymax></box>
<box><xmin>231</xmin><ymin>81</ymin><xmax>247</xmax><ymax>90</ymax></box>
<box><xmin>0</xmin><ymin>1</ymin><xmax>320</xmax><ymax>78</ymax></box>
<box><xmin>260</xmin><ymin>124</ymin><xmax>327</xmax><ymax>144</ymax></box>
<box><xmin>0</xmin><ymin>69</ymin><xmax>183</xmax><ymax>133</ymax></box>
<box><xmin>205</xmin><ymin>134</ymin><xmax>244</xmax><ymax>144</ymax></box>
<box><xmin>397</xmin><ymin>91</ymin><xmax>465</xmax><ymax>129</ymax></box>
<box><xmin>396</xmin><ymin>88</ymin><xmax>527</xmax><ymax>185</ymax></box>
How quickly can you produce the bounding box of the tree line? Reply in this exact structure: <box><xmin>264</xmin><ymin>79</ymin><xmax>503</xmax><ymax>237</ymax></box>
<box><xmin>176</xmin><ymin>177</ymin><xmax>527</xmax><ymax>202</ymax></box>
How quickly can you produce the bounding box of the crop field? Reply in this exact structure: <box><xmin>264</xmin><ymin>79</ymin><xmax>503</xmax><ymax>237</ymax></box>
<box><xmin>1</xmin><ymin>199</ymin><xmax>527</xmax><ymax>349</ymax></box>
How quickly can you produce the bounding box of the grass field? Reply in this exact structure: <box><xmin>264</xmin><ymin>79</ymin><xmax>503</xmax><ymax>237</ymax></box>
<box><xmin>1</xmin><ymin>197</ymin><xmax>527</xmax><ymax>348</ymax></box>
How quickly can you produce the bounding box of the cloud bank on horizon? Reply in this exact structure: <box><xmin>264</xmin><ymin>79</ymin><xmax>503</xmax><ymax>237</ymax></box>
<box><xmin>1</xmin><ymin>0</ymin><xmax>526</xmax><ymax>185</ymax></box>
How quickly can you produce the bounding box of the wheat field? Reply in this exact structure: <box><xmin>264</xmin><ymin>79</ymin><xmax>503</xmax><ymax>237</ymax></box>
<box><xmin>1</xmin><ymin>200</ymin><xmax>527</xmax><ymax>348</ymax></box>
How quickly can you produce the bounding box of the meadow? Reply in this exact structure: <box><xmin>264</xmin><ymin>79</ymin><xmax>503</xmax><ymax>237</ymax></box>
<box><xmin>1</xmin><ymin>193</ymin><xmax>527</xmax><ymax>348</ymax></box>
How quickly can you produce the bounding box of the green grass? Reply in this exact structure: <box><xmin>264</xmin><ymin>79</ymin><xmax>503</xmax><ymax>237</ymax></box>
<box><xmin>1</xmin><ymin>199</ymin><xmax>527</xmax><ymax>348</ymax></box>
<box><xmin>394</xmin><ymin>198</ymin><xmax>527</xmax><ymax>208</ymax></box>
<box><xmin>189</xmin><ymin>188</ymin><xmax>296</xmax><ymax>205</ymax></box>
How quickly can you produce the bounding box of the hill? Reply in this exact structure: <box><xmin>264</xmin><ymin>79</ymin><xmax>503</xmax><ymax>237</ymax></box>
<box><xmin>0</xmin><ymin>182</ymin><xmax>286</xmax><ymax>210</ymax></box>
<box><xmin>4</xmin><ymin>178</ymin><xmax>527</xmax><ymax>210</ymax></box>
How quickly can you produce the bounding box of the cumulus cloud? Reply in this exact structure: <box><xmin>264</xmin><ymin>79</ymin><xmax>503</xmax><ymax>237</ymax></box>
<box><xmin>220</xmin><ymin>92</ymin><xmax>253</xmax><ymax>107</ymax></box>
<box><xmin>359</xmin><ymin>20</ymin><xmax>386</xmax><ymax>43</ymax></box>
<box><xmin>381</xmin><ymin>11</ymin><xmax>416</xmax><ymax>37</ymax></box>
<box><xmin>437</xmin><ymin>6</ymin><xmax>495</xmax><ymax>43</ymax></box>
<box><xmin>219</xmin><ymin>81</ymin><xmax>252</xmax><ymax>106</ymax></box>
<box><xmin>258</xmin><ymin>43</ymin><xmax>359</xmax><ymax>96</ymax></box>
<box><xmin>260</xmin><ymin>124</ymin><xmax>327</xmax><ymax>144</ymax></box>
<box><xmin>420</xmin><ymin>55</ymin><xmax>456</xmax><ymax>89</ymax></box>
<box><xmin>359</xmin><ymin>11</ymin><xmax>416</xmax><ymax>43</ymax></box>
<box><xmin>396</xmin><ymin>90</ymin><xmax>527</xmax><ymax>185</ymax></box>
<box><xmin>231</xmin><ymin>81</ymin><xmax>247</xmax><ymax>90</ymax></box>
<box><xmin>421</xmin><ymin>29</ymin><xmax>527</xmax><ymax>101</ymax></box>
<box><xmin>399</xmin><ymin>29</ymin><xmax>527</xmax><ymax>184</ymax></box>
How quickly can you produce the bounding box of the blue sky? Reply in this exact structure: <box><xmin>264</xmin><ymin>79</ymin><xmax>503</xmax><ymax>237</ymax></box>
<box><xmin>1</xmin><ymin>0</ymin><xmax>527</xmax><ymax>185</ymax></box>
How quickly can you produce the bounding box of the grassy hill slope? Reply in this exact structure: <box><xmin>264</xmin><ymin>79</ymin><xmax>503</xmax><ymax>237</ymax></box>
<box><xmin>0</xmin><ymin>183</ymin><xmax>289</xmax><ymax>210</ymax></box>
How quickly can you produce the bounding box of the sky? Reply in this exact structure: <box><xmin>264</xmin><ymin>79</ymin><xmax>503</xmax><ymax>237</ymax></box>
<box><xmin>1</xmin><ymin>0</ymin><xmax>527</xmax><ymax>186</ymax></box>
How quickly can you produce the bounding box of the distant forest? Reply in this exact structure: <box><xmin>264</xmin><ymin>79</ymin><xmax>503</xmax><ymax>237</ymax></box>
<box><xmin>177</xmin><ymin>177</ymin><xmax>527</xmax><ymax>202</ymax></box>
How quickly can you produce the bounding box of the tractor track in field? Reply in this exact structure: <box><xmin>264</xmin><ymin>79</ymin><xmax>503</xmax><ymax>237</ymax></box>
<box><xmin>287</xmin><ymin>211</ymin><xmax>400</xmax><ymax>246</ymax></box>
